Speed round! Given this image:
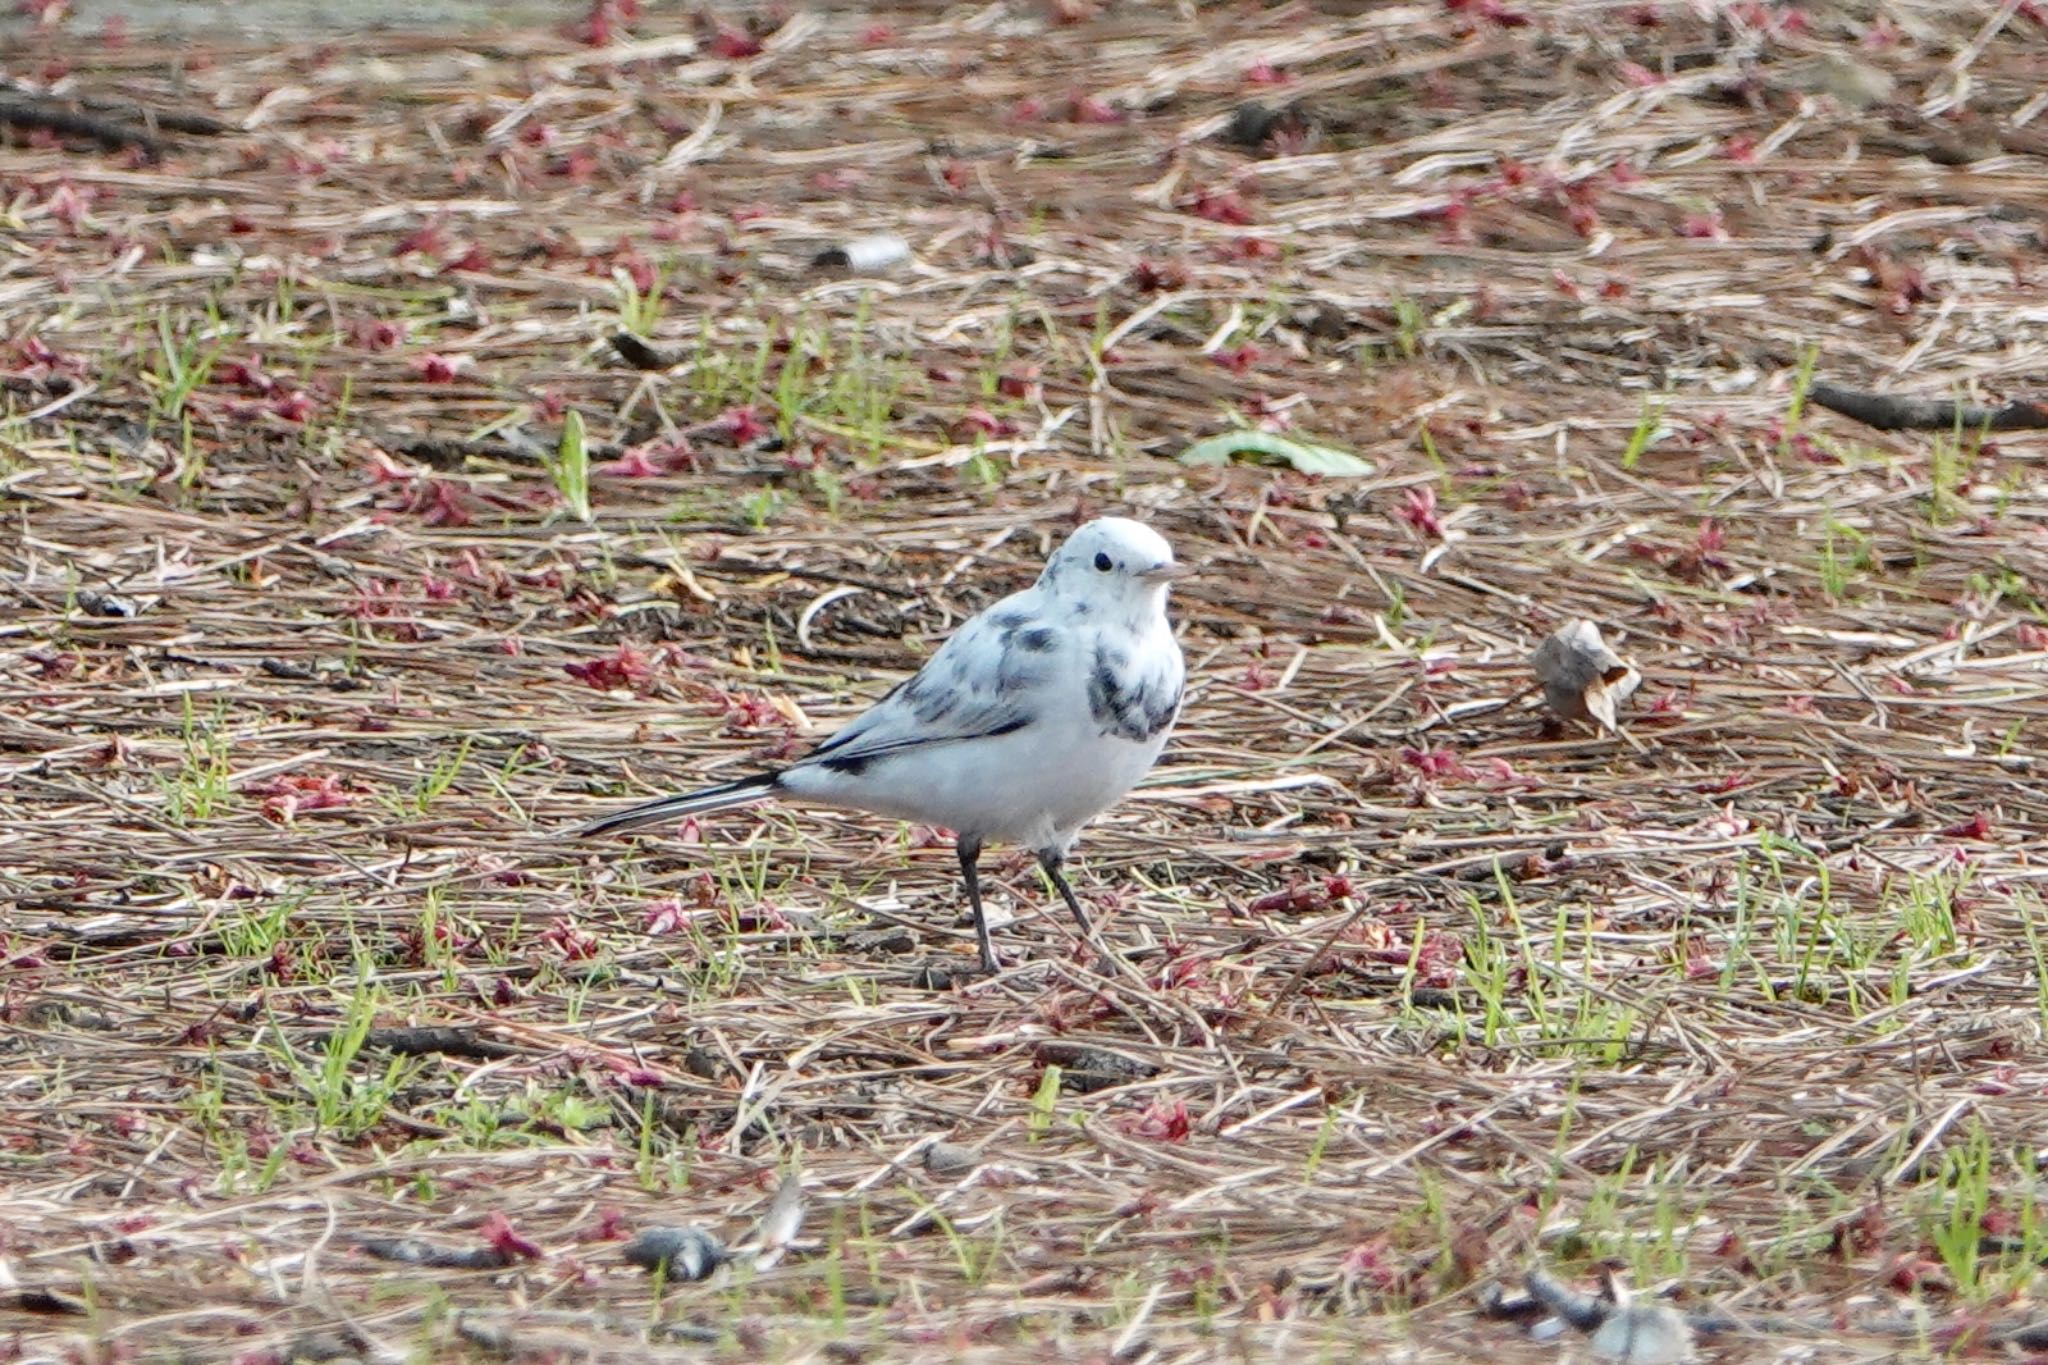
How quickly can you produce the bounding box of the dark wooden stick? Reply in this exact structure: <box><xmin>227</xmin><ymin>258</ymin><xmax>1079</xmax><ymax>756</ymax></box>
<box><xmin>1808</xmin><ymin>382</ymin><xmax>2048</xmax><ymax>433</ymax></box>
<box><xmin>0</xmin><ymin>96</ymin><xmax>166</xmax><ymax>157</ymax></box>
<box><xmin>321</xmin><ymin>1026</ymin><xmax>520</xmax><ymax>1060</ymax></box>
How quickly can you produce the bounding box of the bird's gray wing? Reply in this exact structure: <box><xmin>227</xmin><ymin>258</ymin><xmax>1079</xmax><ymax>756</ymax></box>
<box><xmin>790</xmin><ymin>591</ymin><xmax>1068</xmax><ymax>775</ymax></box>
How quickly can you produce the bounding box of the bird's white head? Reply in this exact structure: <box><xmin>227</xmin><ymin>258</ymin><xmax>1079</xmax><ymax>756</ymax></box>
<box><xmin>1038</xmin><ymin>516</ymin><xmax>1190</xmax><ymax>618</ymax></box>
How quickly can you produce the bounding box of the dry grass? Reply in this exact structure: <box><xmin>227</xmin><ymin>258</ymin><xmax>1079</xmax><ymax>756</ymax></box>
<box><xmin>4</xmin><ymin>1</ymin><xmax>2048</xmax><ymax>1360</ymax></box>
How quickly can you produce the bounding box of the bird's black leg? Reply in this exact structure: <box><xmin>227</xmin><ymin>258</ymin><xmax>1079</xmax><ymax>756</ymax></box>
<box><xmin>958</xmin><ymin>836</ymin><xmax>998</xmax><ymax>973</ymax></box>
<box><xmin>1037</xmin><ymin>848</ymin><xmax>1096</xmax><ymax>939</ymax></box>
<box><xmin>1039</xmin><ymin>850</ymin><xmax>1120</xmax><ymax>975</ymax></box>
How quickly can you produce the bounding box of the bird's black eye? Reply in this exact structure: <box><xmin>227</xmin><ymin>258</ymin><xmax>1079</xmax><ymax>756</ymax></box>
<box><xmin>1093</xmin><ymin>552</ymin><xmax>1114</xmax><ymax>573</ymax></box>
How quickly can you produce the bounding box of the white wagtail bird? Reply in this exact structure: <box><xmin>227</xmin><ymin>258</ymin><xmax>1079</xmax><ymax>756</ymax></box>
<box><xmin>577</xmin><ymin>517</ymin><xmax>1190</xmax><ymax>973</ymax></box>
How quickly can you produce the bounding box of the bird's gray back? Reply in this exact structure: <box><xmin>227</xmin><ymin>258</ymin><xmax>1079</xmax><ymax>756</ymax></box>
<box><xmin>788</xmin><ymin>585</ymin><xmax>1059</xmax><ymax>775</ymax></box>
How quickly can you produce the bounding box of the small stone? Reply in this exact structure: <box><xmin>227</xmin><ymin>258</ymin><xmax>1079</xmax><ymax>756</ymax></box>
<box><xmin>1590</xmin><ymin>1303</ymin><xmax>1694</xmax><ymax>1364</ymax></box>
<box><xmin>812</xmin><ymin>233</ymin><xmax>911</xmax><ymax>274</ymax></box>
<box><xmin>924</xmin><ymin>1142</ymin><xmax>979</xmax><ymax>1176</ymax></box>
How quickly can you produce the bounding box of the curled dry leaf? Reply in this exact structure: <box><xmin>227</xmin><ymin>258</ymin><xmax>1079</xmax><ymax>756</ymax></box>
<box><xmin>1531</xmin><ymin>619</ymin><xmax>1640</xmax><ymax>731</ymax></box>
<box><xmin>754</xmin><ymin>1169</ymin><xmax>805</xmax><ymax>1259</ymax></box>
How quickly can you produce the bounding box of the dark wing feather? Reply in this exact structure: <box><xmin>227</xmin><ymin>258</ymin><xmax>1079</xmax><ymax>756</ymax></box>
<box><xmin>794</xmin><ymin>592</ymin><xmax>1064</xmax><ymax>774</ymax></box>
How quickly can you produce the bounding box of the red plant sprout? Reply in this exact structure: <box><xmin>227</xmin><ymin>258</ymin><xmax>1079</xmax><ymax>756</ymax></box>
<box><xmin>41</xmin><ymin>181</ymin><xmax>94</xmax><ymax>233</ymax></box>
<box><xmin>950</xmin><ymin>406</ymin><xmax>1019</xmax><ymax>441</ymax></box>
<box><xmin>569</xmin><ymin>0</ymin><xmax>633</xmax><ymax>46</ymax></box>
<box><xmin>1228</xmin><ymin>396</ymin><xmax>1286</xmax><ymax>436</ymax></box>
<box><xmin>1398</xmin><ymin>485</ymin><xmax>1445</xmax><ymax>538</ymax></box>
<box><xmin>1943</xmin><ymin>811</ymin><xmax>1995</xmax><ymax>841</ymax></box>
<box><xmin>422</xmin><ymin>480</ymin><xmax>476</xmax><ymax>528</ymax></box>
<box><xmin>253</xmin><ymin>774</ymin><xmax>354</xmax><ymax>824</ymax></box>
<box><xmin>710</xmin><ymin>24</ymin><xmax>763</xmax><ymax>59</ymax></box>
<box><xmin>643</xmin><ymin>899</ymin><xmax>694</xmax><ymax>935</ymax></box>
<box><xmin>600</xmin><ymin>445</ymin><xmax>667</xmax><ymax>477</ymax></box>
<box><xmin>268</xmin><ymin>390</ymin><xmax>316</xmax><ymax>423</ymax></box>
<box><xmin>563</xmin><ymin>643</ymin><xmax>657</xmax><ymax>693</ymax></box>
<box><xmin>348</xmin><ymin>318</ymin><xmax>406</xmax><ymax>350</ymax></box>
<box><xmin>1066</xmin><ymin>94</ymin><xmax>1123</xmax><ymax>124</ymax></box>
<box><xmin>1123</xmin><ymin>1098</ymin><xmax>1192</xmax><ymax>1143</ymax></box>
<box><xmin>479</xmin><ymin>1212</ymin><xmax>544</xmax><ymax>1261</ymax></box>
<box><xmin>1445</xmin><ymin>0</ymin><xmax>1530</xmax><ymax>27</ymax></box>
<box><xmin>722</xmin><ymin>404</ymin><xmax>768</xmax><ymax>444</ymax></box>
<box><xmin>1212</xmin><ymin>341</ymin><xmax>1260</xmax><ymax>374</ymax></box>
<box><xmin>1409</xmin><ymin>931</ymin><xmax>1465</xmax><ymax>988</ymax></box>
<box><xmin>619</xmin><ymin>247</ymin><xmax>657</xmax><ymax>294</ymax></box>
<box><xmin>719</xmin><ymin>688</ymin><xmax>777</xmax><ymax>729</ymax></box>
<box><xmin>411</xmin><ymin>352</ymin><xmax>464</xmax><ymax>383</ymax></box>
<box><xmin>1401</xmin><ymin>746</ymin><xmax>1471</xmax><ymax>782</ymax></box>
<box><xmin>1474</xmin><ymin>756</ymin><xmax>1538</xmax><ymax>789</ymax></box>
<box><xmin>393</xmin><ymin>218</ymin><xmax>447</xmax><ymax>259</ymax></box>
<box><xmin>443</xmin><ymin>243</ymin><xmax>492</xmax><ymax>273</ymax></box>
<box><xmin>398</xmin><ymin>915</ymin><xmax>474</xmax><ymax>967</ymax></box>
<box><xmin>541</xmin><ymin>917</ymin><xmax>601</xmax><ymax>961</ymax></box>
<box><xmin>1188</xmin><ymin>186</ymin><xmax>1255</xmax><ymax>225</ymax></box>
<box><xmin>215</xmin><ymin>357</ymin><xmax>274</xmax><ymax>394</ymax></box>
<box><xmin>1337</xmin><ymin>1239</ymin><xmax>1403</xmax><ymax>1291</ymax></box>
<box><xmin>1677</xmin><ymin>211</ymin><xmax>1727</xmax><ymax>240</ymax></box>
<box><xmin>1130</xmin><ymin>258</ymin><xmax>1189</xmax><ymax>292</ymax></box>
<box><xmin>373</xmin><ymin>474</ymin><xmax>475</xmax><ymax>529</ymax></box>
<box><xmin>1248</xmin><ymin>876</ymin><xmax>1356</xmax><ymax>916</ymax></box>
<box><xmin>1561</xmin><ymin>183</ymin><xmax>1602</xmax><ymax>238</ymax></box>
<box><xmin>11</xmin><ymin>335</ymin><xmax>84</xmax><ymax>380</ymax></box>
<box><xmin>996</xmin><ymin>365</ymin><xmax>1040</xmax><ymax>400</ymax></box>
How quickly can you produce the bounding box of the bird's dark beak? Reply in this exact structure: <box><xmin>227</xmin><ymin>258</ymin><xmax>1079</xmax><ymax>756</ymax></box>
<box><xmin>1141</xmin><ymin>561</ymin><xmax>1195</xmax><ymax>582</ymax></box>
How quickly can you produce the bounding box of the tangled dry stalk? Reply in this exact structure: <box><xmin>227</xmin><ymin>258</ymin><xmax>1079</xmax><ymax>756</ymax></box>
<box><xmin>4</xmin><ymin>1</ymin><xmax>2048</xmax><ymax>1360</ymax></box>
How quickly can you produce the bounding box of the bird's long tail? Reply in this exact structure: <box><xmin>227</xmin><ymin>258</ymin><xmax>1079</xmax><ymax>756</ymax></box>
<box><xmin>575</xmin><ymin>772</ymin><xmax>780</xmax><ymax>837</ymax></box>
